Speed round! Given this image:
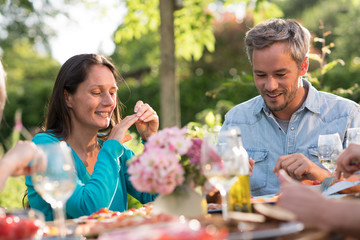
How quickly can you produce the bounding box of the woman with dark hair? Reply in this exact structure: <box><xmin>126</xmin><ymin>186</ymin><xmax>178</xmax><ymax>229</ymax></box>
<box><xmin>25</xmin><ymin>54</ymin><xmax>159</xmax><ymax>221</ymax></box>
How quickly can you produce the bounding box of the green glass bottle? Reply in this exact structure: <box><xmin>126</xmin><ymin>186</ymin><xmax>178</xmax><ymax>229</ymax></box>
<box><xmin>228</xmin><ymin>128</ymin><xmax>252</xmax><ymax>212</ymax></box>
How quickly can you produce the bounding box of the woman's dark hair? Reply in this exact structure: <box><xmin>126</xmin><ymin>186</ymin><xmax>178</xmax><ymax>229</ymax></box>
<box><xmin>45</xmin><ymin>54</ymin><xmax>123</xmax><ymax>140</ymax></box>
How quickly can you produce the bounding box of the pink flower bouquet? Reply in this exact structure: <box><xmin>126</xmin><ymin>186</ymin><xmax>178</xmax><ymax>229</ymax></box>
<box><xmin>128</xmin><ymin>126</ymin><xmax>215</xmax><ymax>195</ymax></box>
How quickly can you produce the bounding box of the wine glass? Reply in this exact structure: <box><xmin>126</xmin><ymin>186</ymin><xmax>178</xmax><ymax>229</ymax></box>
<box><xmin>318</xmin><ymin>133</ymin><xmax>343</xmax><ymax>175</ymax></box>
<box><xmin>32</xmin><ymin>142</ymin><xmax>77</xmax><ymax>238</ymax></box>
<box><xmin>346</xmin><ymin>127</ymin><xmax>360</xmax><ymax>147</ymax></box>
<box><xmin>201</xmin><ymin>128</ymin><xmax>242</xmax><ymax>220</ymax></box>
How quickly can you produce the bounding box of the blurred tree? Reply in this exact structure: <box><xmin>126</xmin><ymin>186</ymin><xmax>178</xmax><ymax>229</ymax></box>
<box><xmin>114</xmin><ymin>0</ymin><xmax>283</xmax><ymax>127</ymax></box>
<box><xmin>271</xmin><ymin>0</ymin><xmax>321</xmax><ymax>19</ymax></box>
<box><xmin>0</xmin><ymin>0</ymin><xmax>81</xmax><ymax>149</ymax></box>
<box><xmin>280</xmin><ymin>0</ymin><xmax>360</xmax><ymax>103</ymax></box>
<box><xmin>0</xmin><ymin>0</ymin><xmax>65</xmax><ymax>53</ymax></box>
<box><xmin>0</xmin><ymin>39</ymin><xmax>60</xmax><ymax>151</ymax></box>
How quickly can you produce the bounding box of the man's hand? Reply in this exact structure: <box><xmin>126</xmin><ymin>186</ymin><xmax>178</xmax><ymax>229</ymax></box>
<box><xmin>273</xmin><ymin>153</ymin><xmax>330</xmax><ymax>181</ymax></box>
<box><xmin>249</xmin><ymin>158</ymin><xmax>255</xmax><ymax>176</ymax></box>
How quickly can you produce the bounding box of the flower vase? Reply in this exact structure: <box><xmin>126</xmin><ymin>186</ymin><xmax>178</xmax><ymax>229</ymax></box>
<box><xmin>152</xmin><ymin>184</ymin><xmax>206</xmax><ymax>218</ymax></box>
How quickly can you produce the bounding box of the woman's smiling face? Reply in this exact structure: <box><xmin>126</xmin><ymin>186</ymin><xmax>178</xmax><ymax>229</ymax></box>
<box><xmin>65</xmin><ymin>64</ymin><xmax>118</xmax><ymax>131</ymax></box>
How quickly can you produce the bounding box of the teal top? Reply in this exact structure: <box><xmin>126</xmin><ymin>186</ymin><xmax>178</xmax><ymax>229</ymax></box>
<box><xmin>25</xmin><ymin>132</ymin><xmax>156</xmax><ymax>221</ymax></box>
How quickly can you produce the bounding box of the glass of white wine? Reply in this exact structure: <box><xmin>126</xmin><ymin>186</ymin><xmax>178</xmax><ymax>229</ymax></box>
<box><xmin>346</xmin><ymin>127</ymin><xmax>360</xmax><ymax>147</ymax></box>
<box><xmin>32</xmin><ymin>142</ymin><xmax>77</xmax><ymax>238</ymax></box>
<box><xmin>318</xmin><ymin>133</ymin><xmax>343</xmax><ymax>174</ymax></box>
<box><xmin>201</xmin><ymin>128</ymin><xmax>242</xmax><ymax>220</ymax></box>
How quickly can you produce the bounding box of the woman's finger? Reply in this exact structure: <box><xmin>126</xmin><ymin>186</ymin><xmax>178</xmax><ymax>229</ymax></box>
<box><xmin>122</xmin><ymin>134</ymin><xmax>132</xmax><ymax>143</ymax></box>
<box><xmin>120</xmin><ymin>114</ymin><xmax>139</xmax><ymax>128</ymax></box>
<box><xmin>109</xmin><ymin>114</ymin><xmax>138</xmax><ymax>143</ymax></box>
<box><xmin>140</xmin><ymin>111</ymin><xmax>159</xmax><ymax>123</ymax></box>
<box><xmin>134</xmin><ymin>100</ymin><xmax>144</xmax><ymax>113</ymax></box>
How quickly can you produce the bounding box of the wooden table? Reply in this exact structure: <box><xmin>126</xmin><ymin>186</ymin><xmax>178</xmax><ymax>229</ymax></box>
<box><xmin>45</xmin><ymin>214</ymin><xmax>340</xmax><ymax>240</ymax></box>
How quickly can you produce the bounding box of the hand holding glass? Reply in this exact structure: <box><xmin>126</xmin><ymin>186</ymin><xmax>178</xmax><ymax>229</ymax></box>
<box><xmin>318</xmin><ymin>133</ymin><xmax>343</xmax><ymax>174</ymax></box>
<box><xmin>32</xmin><ymin>142</ymin><xmax>77</xmax><ymax>237</ymax></box>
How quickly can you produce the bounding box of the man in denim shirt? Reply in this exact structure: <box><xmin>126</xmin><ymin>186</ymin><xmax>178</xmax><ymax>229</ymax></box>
<box><xmin>221</xmin><ymin>18</ymin><xmax>360</xmax><ymax>196</ymax></box>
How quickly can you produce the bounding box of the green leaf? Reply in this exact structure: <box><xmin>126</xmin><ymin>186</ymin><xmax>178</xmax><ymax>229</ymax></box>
<box><xmin>205</xmin><ymin>111</ymin><xmax>216</xmax><ymax>128</ymax></box>
<box><xmin>321</xmin><ymin>59</ymin><xmax>345</xmax><ymax>75</ymax></box>
<box><xmin>252</xmin><ymin>1</ymin><xmax>284</xmax><ymax>24</ymax></box>
<box><xmin>308</xmin><ymin>53</ymin><xmax>322</xmax><ymax>63</ymax></box>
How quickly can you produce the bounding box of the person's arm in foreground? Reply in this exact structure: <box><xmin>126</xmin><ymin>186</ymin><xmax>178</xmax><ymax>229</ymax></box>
<box><xmin>336</xmin><ymin>143</ymin><xmax>360</xmax><ymax>179</ymax></box>
<box><xmin>0</xmin><ymin>141</ymin><xmax>45</xmax><ymax>191</ymax></box>
<box><xmin>277</xmin><ymin>169</ymin><xmax>360</xmax><ymax>238</ymax></box>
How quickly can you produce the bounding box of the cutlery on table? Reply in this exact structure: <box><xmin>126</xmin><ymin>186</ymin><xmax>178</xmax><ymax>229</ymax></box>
<box><xmin>322</xmin><ymin>180</ymin><xmax>360</xmax><ymax>196</ymax></box>
<box><xmin>319</xmin><ymin>176</ymin><xmax>335</xmax><ymax>192</ymax></box>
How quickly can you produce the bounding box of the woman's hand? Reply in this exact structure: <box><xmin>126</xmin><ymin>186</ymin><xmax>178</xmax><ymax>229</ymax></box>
<box><xmin>108</xmin><ymin>114</ymin><xmax>139</xmax><ymax>144</ymax></box>
<box><xmin>133</xmin><ymin>100</ymin><xmax>159</xmax><ymax>141</ymax></box>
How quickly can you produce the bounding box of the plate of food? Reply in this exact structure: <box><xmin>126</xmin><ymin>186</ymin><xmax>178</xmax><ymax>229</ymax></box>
<box><xmin>207</xmin><ymin>203</ymin><xmax>222</xmax><ymax>213</ymax></box>
<box><xmin>251</xmin><ymin>194</ymin><xmax>279</xmax><ymax>204</ymax></box>
<box><xmin>97</xmin><ymin>220</ymin><xmax>228</xmax><ymax>240</ymax></box>
<box><xmin>73</xmin><ymin>206</ymin><xmax>152</xmax><ymax>224</ymax></box>
<box><xmin>74</xmin><ymin>206</ymin><xmax>177</xmax><ymax>237</ymax></box>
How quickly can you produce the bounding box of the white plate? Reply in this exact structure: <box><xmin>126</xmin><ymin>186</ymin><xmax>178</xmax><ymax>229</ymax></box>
<box><xmin>227</xmin><ymin>221</ymin><xmax>304</xmax><ymax>240</ymax></box>
<box><xmin>73</xmin><ymin>215</ymin><xmax>117</xmax><ymax>224</ymax></box>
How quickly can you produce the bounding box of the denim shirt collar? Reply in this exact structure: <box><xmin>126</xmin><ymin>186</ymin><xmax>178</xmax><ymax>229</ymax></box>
<box><xmin>254</xmin><ymin>78</ymin><xmax>321</xmax><ymax>117</ymax></box>
<box><xmin>301</xmin><ymin>79</ymin><xmax>321</xmax><ymax>114</ymax></box>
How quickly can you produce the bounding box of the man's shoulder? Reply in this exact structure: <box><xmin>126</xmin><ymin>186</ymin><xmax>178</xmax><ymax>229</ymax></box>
<box><xmin>310</xmin><ymin>90</ymin><xmax>360</xmax><ymax>123</ymax></box>
<box><xmin>317</xmin><ymin>90</ymin><xmax>359</xmax><ymax>111</ymax></box>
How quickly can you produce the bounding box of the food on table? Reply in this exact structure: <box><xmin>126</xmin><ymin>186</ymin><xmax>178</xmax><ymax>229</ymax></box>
<box><xmin>43</xmin><ymin>225</ymin><xmax>59</xmax><ymax>236</ymax></box>
<box><xmin>0</xmin><ymin>214</ymin><xmax>42</xmax><ymax>240</ymax></box>
<box><xmin>97</xmin><ymin>220</ymin><xmax>228</xmax><ymax>240</ymax></box>
<box><xmin>207</xmin><ymin>203</ymin><xmax>222</xmax><ymax>210</ymax></box>
<box><xmin>74</xmin><ymin>206</ymin><xmax>177</xmax><ymax>236</ymax></box>
<box><xmin>300</xmin><ymin>179</ymin><xmax>321</xmax><ymax>185</ymax></box>
<box><xmin>333</xmin><ymin>174</ymin><xmax>360</xmax><ymax>194</ymax></box>
<box><xmin>301</xmin><ymin>175</ymin><xmax>360</xmax><ymax>194</ymax></box>
<box><xmin>74</xmin><ymin>207</ymin><xmax>127</xmax><ymax>223</ymax></box>
<box><xmin>250</xmin><ymin>194</ymin><xmax>279</xmax><ymax>203</ymax></box>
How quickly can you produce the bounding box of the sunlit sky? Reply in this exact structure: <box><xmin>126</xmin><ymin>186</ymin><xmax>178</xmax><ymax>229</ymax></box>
<box><xmin>47</xmin><ymin>1</ymin><xmax>245</xmax><ymax>64</ymax></box>
<box><xmin>47</xmin><ymin>1</ymin><xmax>126</xmax><ymax>64</ymax></box>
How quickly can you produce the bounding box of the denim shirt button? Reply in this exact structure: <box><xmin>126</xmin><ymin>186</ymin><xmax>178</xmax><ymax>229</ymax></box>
<box><xmin>290</xmin><ymin>127</ymin><xmax>295</xmax><ymax>131</ymax></box>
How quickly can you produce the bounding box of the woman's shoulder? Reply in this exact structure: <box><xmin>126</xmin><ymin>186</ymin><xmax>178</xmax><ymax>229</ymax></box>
<box><xmin>32</xmin><ymin>132</ymin><xmax>61</xmax><ymax>144</ymax></box>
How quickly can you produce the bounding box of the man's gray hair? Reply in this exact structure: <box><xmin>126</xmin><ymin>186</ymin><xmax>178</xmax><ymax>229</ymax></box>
<box><xmin>245</xmin><ymin>18</ymin><xmax>311</xmax><ymax>68</ymax></box>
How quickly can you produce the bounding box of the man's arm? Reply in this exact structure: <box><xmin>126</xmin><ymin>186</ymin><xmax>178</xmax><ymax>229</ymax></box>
<box><xmin>273</xmin><ymin>153</ymin><xmax>331</xmax><ymax>181</ymax></box>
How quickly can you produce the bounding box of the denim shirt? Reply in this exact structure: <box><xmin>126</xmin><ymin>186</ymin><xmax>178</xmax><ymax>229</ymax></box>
<box><xmin>222</xmin><ymin>79</ymin><xmax>360</xmax><ymax>196</ymax></box>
